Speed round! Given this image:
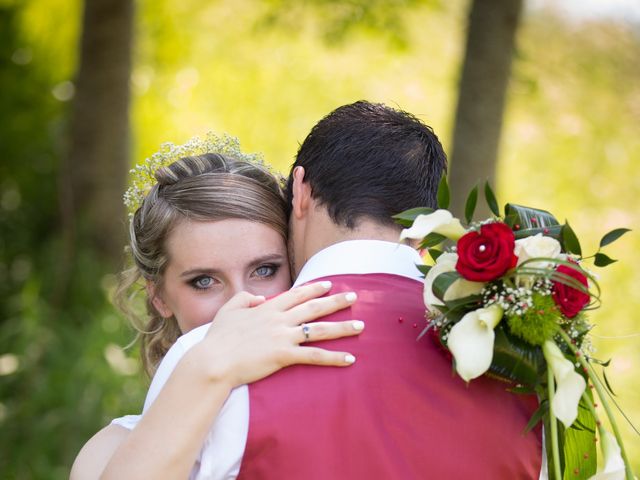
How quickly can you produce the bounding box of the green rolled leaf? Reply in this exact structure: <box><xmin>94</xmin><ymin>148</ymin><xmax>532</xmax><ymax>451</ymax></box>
<box><xmin>514</xmin><ymin>225</ymin><xmax>563</xmax><ymax>241</ymax></box>
<box><xmin>599</xmin><ymin>228</ymin><xmax>630</xmax><ymax>248</ymax></box>
<box><xmin>392</xmin><ymin>207</ymin><xmax>434</xmax><ymax>227</ymax></box>
<box><xmin>464</xmin><ymin>184</ymin><xmax>478</xmax><ymax>224</ymax></box>
<box><xmin>561</xmin><ymin>222</ymin><xmax>582</xmax><ymax>257</ymax></box>
<box><xmin>437</xmin><ymin>174</ymin><xmax>450</xmax><ymax>209</ymax></box>
<box><xmin>593</xmin><ymin>252</ymin><xmax>617</xmax><ymax>267</ymax></box>
<box><xmin>484</xmin><ymin>181</ymin><xmax>500</xmax><ymax>217</ymax></box>
<box><xmin>504</xmin><ymin>203</ymin><xmax>560</xmax><ymax>231</ymax></box>
<box><xmin>489</xmin><ymin>326</ymin><xmax>546</xmax><ymax>387</ymax></box>
<box><xmin>431</xmin><ymin>271</ymin><xmax>461</xmax><ymax>303</ymax></box>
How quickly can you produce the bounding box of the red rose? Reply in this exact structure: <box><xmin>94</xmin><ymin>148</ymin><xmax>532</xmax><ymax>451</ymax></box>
<box><xmin>553</xmin><ymin>264</ymin><xmax>590</xmax><ymax>318</ymax></box>
<box><xmin>456</xmin><ymin>222</ymin><xmax>518</xmax><ymax>282</ymax></box>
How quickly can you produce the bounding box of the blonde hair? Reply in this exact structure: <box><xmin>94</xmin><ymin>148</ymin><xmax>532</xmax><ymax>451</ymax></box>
<box><xmin>116</xmin><ymin>153</ymin><xmax>287</xmax><ymax>377</ymax></box>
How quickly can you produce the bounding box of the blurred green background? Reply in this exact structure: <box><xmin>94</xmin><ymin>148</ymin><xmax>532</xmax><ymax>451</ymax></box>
<box><xmin>1</xmin><ymin>0</ymin><xmax>638</xmax><ymax>478</ymax></box>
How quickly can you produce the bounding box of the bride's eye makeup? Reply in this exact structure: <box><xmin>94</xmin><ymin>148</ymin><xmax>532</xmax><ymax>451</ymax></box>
<box><xmin>252</xmin><ymin>264</ymin><xmax>280</xmax><ymax>279</ymax></box>
<box><xmin>189</xmin><ymin>275</ymin><xmax>217</xmax><ymax>290</ymax></box>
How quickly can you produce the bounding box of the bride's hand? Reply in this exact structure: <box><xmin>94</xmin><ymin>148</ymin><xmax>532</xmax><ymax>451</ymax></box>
<box><xmin>195</xmin><ymin>281</ymin><xmax>363</xmax><ymax>388</ymax></box>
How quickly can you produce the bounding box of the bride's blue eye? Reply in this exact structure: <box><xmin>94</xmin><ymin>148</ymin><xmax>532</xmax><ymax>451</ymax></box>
<box><xmin>254</xmin><ymin>265</ymin><xmax>278</xmax><ymax>278</ymax></box>
<box><xmin>191</xmin><ymin>276</ymin><xmax>215</xmax><ymax>290</ymax></box>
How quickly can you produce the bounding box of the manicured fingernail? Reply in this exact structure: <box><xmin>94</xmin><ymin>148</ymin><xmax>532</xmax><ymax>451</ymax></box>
<box><xmin>352</xmin><ymin>320</ymin><xmax>365</xmax><ymax>331</ymax></box>
<box><xmin>345</xmin><ymin>292</ymin><xmax>357</xmax><ymax>303</ymax></box>
<box><xmin>320</xmin><ymin>281</ymin><xmax>332</xmax><ymax>289</ymax></box>
<box><xmin>345</xmin><ymin>354</ymin><xmax>356</xmax><ymax>364</ymax></box>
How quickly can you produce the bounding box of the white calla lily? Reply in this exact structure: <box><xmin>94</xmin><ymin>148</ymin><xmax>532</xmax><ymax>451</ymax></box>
<box><xmin>399</xmin><ymin>209</ymin><xmax>467</xmax><ymax>242</ymax></box>
<box><xmin>543</xmin><ymin>340</ymin><xmax>587</xmax><ymax>429</ymax></box>
<box><xmin>447</xmin><ymin>304</ymin><xmax>503</xmax><ymax>382</ymax></box>
<box><xmin>423</xmin><ymin>253</ymin><xmax>484</xmax><ymax>307</ymax></box>
<box><xmin>514</xmin><ymin>233</ymin><xmax>562</xmax><ymax>268</ymax></box>
<box><xmin>588</xmin><ymin>430</ymin><xmax>626</xmax><ymax>480</ymax></box>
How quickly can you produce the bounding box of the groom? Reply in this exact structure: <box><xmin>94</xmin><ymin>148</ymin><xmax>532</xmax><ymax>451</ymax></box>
<box><xmin>144</xmin><ymin>101</ymin><xmax>543</xmax><ymax>478</ymax></box>
<box><xmin>236</xmin><ymin>101</ymin><xmax>543</xmax><ymax>478</ymax></box>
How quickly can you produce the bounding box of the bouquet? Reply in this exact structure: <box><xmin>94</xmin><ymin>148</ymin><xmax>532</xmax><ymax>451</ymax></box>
<box><xmin>396</xmin><ymin>177</ymin><xmax>635</xmax><ymax>480</ymax></box>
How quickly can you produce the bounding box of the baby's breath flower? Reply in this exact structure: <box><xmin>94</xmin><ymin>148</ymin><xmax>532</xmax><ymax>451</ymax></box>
<box><xmin>123</xmin><ymin>132</ymin><xmax>266</xmax><ymax>216</ymax></box>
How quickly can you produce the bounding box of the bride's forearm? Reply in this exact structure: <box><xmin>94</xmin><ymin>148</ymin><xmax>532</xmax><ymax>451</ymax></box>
<box><xmin>101</xmin><ymin>344</ymin><xmax>233</xmax><ymax>480</ymax></box>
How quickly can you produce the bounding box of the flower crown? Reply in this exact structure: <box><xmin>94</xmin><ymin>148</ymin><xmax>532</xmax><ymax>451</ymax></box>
<box><xmin>123</xmin><ymin>132</ymin><xmax>266</xmax><ymax>215</ymax></box>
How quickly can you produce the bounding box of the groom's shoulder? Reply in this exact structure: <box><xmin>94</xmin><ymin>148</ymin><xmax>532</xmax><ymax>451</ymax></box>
<box><xmin>309</xmin><ymin>273</ymin><xmax>424</xmax><ymax>305</ymax></box>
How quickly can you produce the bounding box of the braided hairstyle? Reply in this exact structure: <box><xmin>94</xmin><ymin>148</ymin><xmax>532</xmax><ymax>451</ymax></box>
<box><xmin>116</xmin><ymin>153</ymin><xmax>287</xmax><ymax>377</ymax></box>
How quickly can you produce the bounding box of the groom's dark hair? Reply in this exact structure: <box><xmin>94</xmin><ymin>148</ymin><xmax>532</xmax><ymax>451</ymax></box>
<box><xmin>285</xmin><ymin>100</ymin><xmax>447</xmax><ymax>228</ymax></box>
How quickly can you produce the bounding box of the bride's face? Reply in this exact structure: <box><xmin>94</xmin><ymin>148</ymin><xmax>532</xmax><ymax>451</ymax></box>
<box><xmin>150</xmin><ymin>218</ymin><xmax>291</xmax><ymax>333</ymax></box>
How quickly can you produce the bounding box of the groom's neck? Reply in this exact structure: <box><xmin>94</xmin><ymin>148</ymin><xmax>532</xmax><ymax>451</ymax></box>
<box><xmin>296</xmin><ymin>206</ymin><xmax>402</xmax><ymax>272</ymax></box>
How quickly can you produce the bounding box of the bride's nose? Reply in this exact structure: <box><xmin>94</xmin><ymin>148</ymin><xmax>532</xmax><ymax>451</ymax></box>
<box><xmin>224</xmin><ymin>278</ymin><xmax>249</xmax><ymax>302</ymax></box>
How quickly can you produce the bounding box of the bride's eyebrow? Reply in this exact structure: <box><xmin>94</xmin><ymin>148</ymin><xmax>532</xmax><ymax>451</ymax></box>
<box><xmin>246</xmin><ymin>253</ymin><xmax>286</xmax><ymax>268</ymax></box>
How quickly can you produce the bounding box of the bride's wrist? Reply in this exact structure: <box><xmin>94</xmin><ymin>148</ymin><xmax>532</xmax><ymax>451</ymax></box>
<box><xmin>183</xmin><ymin>343</ymin><xmax>236</xmax><ymax>393</ymax></box>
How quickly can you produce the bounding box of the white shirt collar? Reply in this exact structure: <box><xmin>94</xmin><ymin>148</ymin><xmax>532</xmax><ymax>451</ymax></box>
<box><xmin>293</xmin><ymin>240</ymin><xmax>424</xmax><ymax>286</ymax></box>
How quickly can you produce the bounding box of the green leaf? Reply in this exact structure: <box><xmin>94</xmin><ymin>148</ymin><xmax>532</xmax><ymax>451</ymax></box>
<box><xmin>510</xmin><ymin>385</ymin><xmax>536</xmax><ymax>395</ymax></box>
<box><xmin>484</xmin><ymin>181</ymin><xmax>500</xmax><ymax>217</ymax></box>
<box><xmin>562</xmin><ymin>394</ymin><xmax>597</xmax><ymax>479</ymax></box>
<box><xmin>561</xmin><ymin>222</ymin><xmax>582</xmax><ymax>257</ymax></box>
<box><xmin>428</xmin><ymin>248</ymin><xmax>443</xmax><ymax>262</ymax></box>
<box><xmin>593</xmin><ymin>252</ymin><xmax>617</xmax><ymax>267</ymax></box>
<box><xmin>464</xmin><ymin>184</ymin><xmax>478</xmax><ymax>224</ymax></box>
<box><xmin>437</xmin><ymin>174</ymin><xmax>450</xmax><ymax>209</ymax></box>
<box><xmin>392</xmin><ymin>207</ymin><xmax>434</xmax><ymax>227</ymax></box>
<box><xmin>415</xmin><ymin>264</ymin><xmax>431</xmax><ymax>276</ymax></box>
<box><xmin>441</xmin><ymin>294</ymin><xmax>482</xmax><ymax>315</ymax></box>
<box><xmin>419</xmin><ymin>232</ymin><xmax>446</xmax><ymax>249</ymax></box>
<box><xmin>599</xmin><ymin>228</ymin><xmax>631</xmax><ymax>248</ymax></box>
<box><xmin>523</xmin><ymin>400</ymin><xmax>547</xmax><ymax>434</ymax></box>
<box><xmin>602</xmin><ymin>368</ymin><xmax>617</xmax><ymax>396</ymax></box>
<box><xmin>589</xmin><ymin>357</ymin><xmax>611</xmax><ymax>367</ymax></box>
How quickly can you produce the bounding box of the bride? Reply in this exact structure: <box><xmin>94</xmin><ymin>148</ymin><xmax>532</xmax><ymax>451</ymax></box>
<box><xmin>71</xmin><ymin>137</ymin><xmax>363</xmax><ymax>479</ymax></box>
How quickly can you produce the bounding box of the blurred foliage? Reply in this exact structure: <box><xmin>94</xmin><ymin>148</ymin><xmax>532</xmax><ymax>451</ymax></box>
<box><xmin>1</xmin><ymin>0</ymin><xmax>638</xmax><ymax>478</ymax></box>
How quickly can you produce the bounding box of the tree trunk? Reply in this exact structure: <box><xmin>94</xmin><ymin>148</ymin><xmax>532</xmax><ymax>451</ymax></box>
<box><xmin>449</xmin><ymin>0</ymin><xmax>523</xmax><ymax>219</ymax></box>
<box><xmin>65</xmin><ymin>0</ymin><xmax>133</xmax><ymax>263</ymax></box>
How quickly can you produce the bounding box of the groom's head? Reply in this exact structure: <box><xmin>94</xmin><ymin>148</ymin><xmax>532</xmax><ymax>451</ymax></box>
<box><xmin>286</xmin><ymin>100</ymin><xmax>447</xmax><ymax>275</ymax></box>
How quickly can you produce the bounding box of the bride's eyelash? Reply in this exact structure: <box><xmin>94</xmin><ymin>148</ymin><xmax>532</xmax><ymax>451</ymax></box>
<box><xmin>189</xmin><ymin>275</ymin><xmax>216</xmax><ymax>290</ymax></box>
<box><xmin>254</xmin><ymin>263</ymin><xmax>283</xmax><ymax>279</ymax></box>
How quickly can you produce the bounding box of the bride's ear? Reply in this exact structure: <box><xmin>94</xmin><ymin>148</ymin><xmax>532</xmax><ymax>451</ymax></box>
<box><xmin>146</xmin><ymin>280</ymin><xmax>173</xmax><ymax>318</ymax></box>
<box><xmin>291</xmin><ymin>166</ymin><xmax>311</xmax><ymax>220</ymax></box>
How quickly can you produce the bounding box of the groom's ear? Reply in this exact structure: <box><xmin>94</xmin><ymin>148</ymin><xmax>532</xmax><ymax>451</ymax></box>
<box><xmin>146</xmin><ymin>280</ymin><xmax>173</xmax><ymax>318</ymax></box>
<box><xmin>291</xmin><ymin>166</ymin><xmax>311</xmax><ymax>220</ymax></box>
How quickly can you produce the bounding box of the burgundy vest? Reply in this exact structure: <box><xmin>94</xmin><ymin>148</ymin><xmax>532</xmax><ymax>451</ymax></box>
<box><xmin>238</xmin><ymin>274</ymin><xmax>542</xmax><ymax>479</ymax></box>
